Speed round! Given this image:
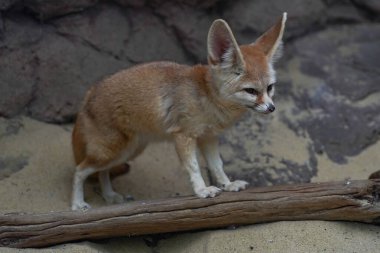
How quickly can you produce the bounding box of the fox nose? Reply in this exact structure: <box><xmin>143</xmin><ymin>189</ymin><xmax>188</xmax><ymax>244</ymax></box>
<box><xmin>268</xmin><ymin>104</ymin><xmax>275</xmax><ymax>112</ymax></box>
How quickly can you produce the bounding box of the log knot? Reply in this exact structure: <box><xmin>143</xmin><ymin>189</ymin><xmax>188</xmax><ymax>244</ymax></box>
<box><xmin>1</xmin><ymin>238</ymin><xmax>19</xmax><ymax>247</ymax></box>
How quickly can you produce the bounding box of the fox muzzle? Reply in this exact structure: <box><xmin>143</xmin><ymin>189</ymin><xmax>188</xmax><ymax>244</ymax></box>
<box><xmin>248</xmin><ymin>102</ymin><xmax>275</xmax><ymax>114</ymax></box>
<box><xmin>268</xmin><ymin>103</ymin><xmax>275</xmax><ymax>112</ymax></box>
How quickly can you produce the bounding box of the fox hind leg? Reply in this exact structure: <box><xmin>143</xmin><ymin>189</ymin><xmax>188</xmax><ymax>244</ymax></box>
<box><xmin>99</xmin><ymin>170</ymin><xmax>125</xmax><ymax>204</ymax></box>
<box><xmin>72</xmin><ymin>166</ymin><xmax>96</xmax><ymax>211</ymax></box>
<box><xmin>98</xmin><ymin>136</ymin><xmax>148</xmax><ymax>205</ymax></box>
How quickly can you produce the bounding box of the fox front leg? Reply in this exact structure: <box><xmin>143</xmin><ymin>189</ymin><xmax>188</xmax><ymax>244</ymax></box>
<box><xmin>198</xmin><ymin>136</ymin><xmax>248</xmax><ymax>192</ymax></box>
<box><xmin>174</xmin><ymin>134</ymin><xmax>221</xmax><ymax>198</ymax></box>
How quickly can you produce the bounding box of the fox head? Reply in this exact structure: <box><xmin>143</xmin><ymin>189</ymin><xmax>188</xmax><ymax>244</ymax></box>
<box><xmin>207</xmin><ymin>13</ymin><xmax>287</xmax><ymax>114</ymax></box>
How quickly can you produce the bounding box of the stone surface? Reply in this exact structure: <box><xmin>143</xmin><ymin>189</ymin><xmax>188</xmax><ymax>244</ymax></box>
<box><xmin>0</xmin><ymin>14</ymin><xmax>42</xmax><ymax>50</ymax></box>
<box><xmin>353</xmin><ymin>0</ymin><xmax>380</xmax><ymax>14</ymax></box>
<box><xmin>220</xmin><ymin>112</ymin><xmax>317</xmax><ymax>187</ymax></box>
<box><xmin>54</xmin><ymin>3</ymin><xmax>131</xmax><ymax>61</ymax></box>
<box><xmin>0</xmin><ymin>0</ymin><xmax>376</xmax><ymax>123</ymax></box>
<box><xmin>125</xmin><ymin>9</ymin><xmax>188</xmax><ymax>63</ymax></box>
<box><xmin>282</xmin><ymin>24</ymin><xmax>380</xmax><ymax>164</ymax></box>
<box><xmin>222</xmin><ymin>0</ymin><xmax>326</xmax><ymax>43</ymax></box>
<box><xmin>0</xmin><ymin>15</ymin><xmax>41</xmax><ymax>117</ymax></box>
<box><xmin>113</xmin><ymin>0</ymin><xmax>146</xmax><ymax>8</ymax></box>
<box><xmin>156</xmin><ymin>3</ymin><xmax>217</xmax><ymax>63</ymax></box>
<box><xmin>0</xmin><ymin>48</ymin><xmax>37</xmax><ymax>117</ymax></box>
<box><xmin>24</xmin><ymin>0</ymin><xmax>98</xmax><ymax>20</ymax></box>
<box><xmin>150</xmin><ymin>0</ymin><xmax>221</xmax><ymax>9</ymax></box>
<box><xmin>0</xmin><ymin>0</ymin><xmax>18</xmax><ymax>10</ymax></box>
<box><xmin>26</xmin><ymin>32</ymin><xmax>129</xmax><ymax>123</ymax></box>
<box><xmin>325</xmin><ymin>4</ymin><xmax>366</xmax><ymax>23</ymax></box>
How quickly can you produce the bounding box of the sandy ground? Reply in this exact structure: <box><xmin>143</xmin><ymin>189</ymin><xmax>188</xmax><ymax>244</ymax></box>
<box><xmin>0</xmin><ymin>116</ymin><xmax>379</xmax><ymax>252</ymax></box>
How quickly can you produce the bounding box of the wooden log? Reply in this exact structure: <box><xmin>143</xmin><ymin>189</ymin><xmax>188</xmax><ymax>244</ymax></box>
<box><xmin>1</xmin><ymin>179</ymin><xmax>380</xmax><ymax>248</ymax></box>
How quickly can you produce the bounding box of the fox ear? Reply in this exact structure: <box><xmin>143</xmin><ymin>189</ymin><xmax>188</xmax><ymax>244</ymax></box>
<box><xmin>254</xmin><ymin>12</ymin><xmax>287</xmax><ymax>62</ymax></box>
<box><xmin>207</xmin><ymin>19</ymin><xmax>244</xmax><ymax>70</ymax></box>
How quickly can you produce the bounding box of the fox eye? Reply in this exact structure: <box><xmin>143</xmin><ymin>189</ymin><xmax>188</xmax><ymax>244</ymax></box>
<box><xmin>267</xmin><ymin>84</ymin><xmax>274</xmax><ymax>92</ymax></box>
<box><xmin>243</xmin><ymin>88</ymin><xmax>258</xmax><ymax>95</ymax></box>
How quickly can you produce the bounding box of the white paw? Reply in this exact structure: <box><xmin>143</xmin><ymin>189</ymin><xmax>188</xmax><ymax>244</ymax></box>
<box><xmin>222</xmin><ymin>180</ymin><xmax>249</xmax><ymax>192</ymax></box>
<box><xmin>195</xmin><ymin>186</ymin><xmax>222</xmax><ymax>198</ymax></box>
<box><xmin>103</xmin><ymin>192</ymin><xmax>125</xmax><ymax>204</ymax></box>
<box><xmin>72</xmin><ymin>201</ymin><xmax>91</xmax><ymax>211</ymax></box>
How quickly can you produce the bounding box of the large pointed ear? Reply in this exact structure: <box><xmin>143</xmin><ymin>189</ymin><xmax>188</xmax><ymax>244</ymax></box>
<box><xmin>207</xmin><ymin>19</ymin><xmax>245</xmax><ymax>70</ymax></box>
<box><xmin>254</xmin><ymin>12</ymin><xmax>287</xmax><ymax>62</ymax></box>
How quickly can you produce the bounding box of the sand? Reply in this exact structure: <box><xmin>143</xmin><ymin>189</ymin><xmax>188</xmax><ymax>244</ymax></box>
<box><xmin>0</xmin><ymin>116</ymin><xmax>379</xmax><ymax>252</ymax></box>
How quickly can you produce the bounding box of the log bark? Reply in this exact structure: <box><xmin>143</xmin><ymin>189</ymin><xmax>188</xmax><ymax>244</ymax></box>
<box><xmin>1</xmin><ymin>179</ymin><xmax>380</xmax><ymax>248</ymax></box>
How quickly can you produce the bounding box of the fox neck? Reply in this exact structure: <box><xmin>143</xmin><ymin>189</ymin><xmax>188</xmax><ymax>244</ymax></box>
<box><xmin>190</xmin><ymin>64</ymin><xmax>247</xmax><ymax>129</ymax></box>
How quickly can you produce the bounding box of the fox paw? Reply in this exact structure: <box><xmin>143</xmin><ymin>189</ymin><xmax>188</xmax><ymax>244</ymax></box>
<box><xmin>103</xmin><ymin>192</ymin><xmax>125</xmax><ymax>205</ymax></box>
<box><xmin>195</xmin><ymin>186</ymin><xmax>222</xmax><ymax>198</ymax></box>
<box><xmin>222</xmin><ymin>180</ymin><xmax>249</xmax><ymax>192</ymax></box>
<box><xmin>72</xmin><ymin>201</ymin><xmax>91</xmax><ymax>211</ymax></box>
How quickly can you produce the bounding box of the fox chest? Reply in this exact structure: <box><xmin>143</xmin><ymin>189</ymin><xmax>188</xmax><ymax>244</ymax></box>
<box><xmin>179</xmin><ymin>108</ymin><xmax>243</xmax><ymax>137</ymax></box>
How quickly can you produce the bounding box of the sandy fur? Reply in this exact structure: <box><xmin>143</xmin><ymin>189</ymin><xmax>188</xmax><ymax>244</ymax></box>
<box><xmin>71</xmin><ymin>14</ymin><xmax>287</xmax><ymax>210</ymax></box>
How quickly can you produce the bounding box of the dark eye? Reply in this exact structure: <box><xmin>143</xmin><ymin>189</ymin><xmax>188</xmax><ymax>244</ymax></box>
<box><xmin>243</xmin><ymin>88</ymin><xmax>258</xmax><ymax>95</ymax></box>
<box><xmin>267</xmin><ymin>84</ymin><xmax>274</xmax><ymax>92</ymax></box>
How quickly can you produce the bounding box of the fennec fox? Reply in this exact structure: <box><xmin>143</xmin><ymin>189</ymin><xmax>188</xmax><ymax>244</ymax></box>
<box><xmin>71</xmin><ymin>13</ymin><xmax>287</xmax><ymax>210</ymax></box>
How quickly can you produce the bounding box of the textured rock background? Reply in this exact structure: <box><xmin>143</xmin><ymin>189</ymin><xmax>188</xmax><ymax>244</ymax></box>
<box><xmin>0</xmin><ymin>0</ymin><xmax>380</xmax><ymax>252</ymax></box>
<box><xmin>0</xmin><ymin>0</ymin><xmax>378</xmax><ymax>123</ymax></box>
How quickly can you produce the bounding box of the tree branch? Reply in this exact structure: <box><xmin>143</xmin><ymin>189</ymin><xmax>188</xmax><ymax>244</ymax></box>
<box><xmin>1</xmin><ymin>179</ymin><xmax>380</xmax><ymax>248</ymax></box>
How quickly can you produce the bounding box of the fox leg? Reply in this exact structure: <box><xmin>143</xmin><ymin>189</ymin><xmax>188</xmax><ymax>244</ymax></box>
<box><xmin>98</xmin><ymin>136</ymin><xmax>147</xmax><ymax>204</ymax></box>
<box><xmin>72</xmin><ymin>165</ymin><xmax>96</xmax><ymax>211</ymax></box>
<box><xmin>175</xmin><ymin>134</ymin><xmax>221</xmax><ymax>198</ymax></box>
<box><xmin>198</xmin><ymin>136</ymin><xmax>248</xmax><ymax>192</ymax></box>
<box><xmin>99</xmin><ymin>170</ymin><xmax>124</xmax><ymax>204</ymax></box>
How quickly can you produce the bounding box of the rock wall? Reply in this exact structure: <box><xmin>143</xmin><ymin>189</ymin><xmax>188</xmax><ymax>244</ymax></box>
<box><xmin>1</xmin><ymin>2</ymin><xmax>380</xmax><ymax>251</ymax></box>
<box><xmin>0</xmin><ymin>0</ymin><xmax>378</xmax><ymax>123</ymax></box>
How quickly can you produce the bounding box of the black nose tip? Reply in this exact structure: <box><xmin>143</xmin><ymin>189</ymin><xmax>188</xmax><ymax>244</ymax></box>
<box><xmin>268</xmin><ymin>104</ymin><xmax>275</xmax><ymax>112</ymax></box>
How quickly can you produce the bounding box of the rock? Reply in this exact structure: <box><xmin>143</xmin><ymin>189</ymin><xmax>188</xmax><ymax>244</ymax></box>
<box><xmin>325</xmin><ymin>4</ymin><xmax>366</xmax><ymax>23</ymax></box>
<box><xmin>220</xmin><ymin>112</ymin><xmax>317</xmax><ymax>187</ymax></box>
<box><xmin>0</xmin><ymin>117</ymin><xmax>23</xmax><ymax>138</ymax></box>
<box><xmin>0</xmin><ymin>6</ymin><xmax>187</xmax><ymax>123</ymax></box>
<box><xmin>353</xmin><ymin>0</ymin><xmax>380</xmax><ymax>14</ymax></box>
<box><xmin>54</xmin><ymin>3</ymin><xmax>131</xmax><ymax>61</ymax></box>
<box><xmin>0</xmin><ymin>13</ymin><xmax>2</xmax><ymax>38</ymax></box>
<box><xmin>24</xmin><ymin>0</ymin><xmax>98</xmax><ymax>20</ymax></box>
<box><xmin>0</xmin><ymin>16</ymin><xmax>44</xmax><ymax>118</ymax></box>
<box><xmin>56</xmin><ymin>4</ymin><xmax>189</xmax><ymax>64</ymax></box>
<box><xmin>0</xmin><ymin>0</ymin><xmax>18</xmax><ymax>10</ymax></box>
<box><xmin>282</xmin><ymin>24</ymin><xmax>380</xmax><ymax>163</ymax></box>
<box><xmin>0</xmin><ymin>49</ymin><xmax>37</xmax><ymax>117</ymax></box>
<box><xmin>27</xmin><ymin>32</ymin><xmax>130</xmax><ymax>123</ymax></box>
<box><xmin>293</xmin><ymin>24</ymin><xmax>380</xmax><ymax>101</ymax></box>
<box><xmin>323</xmin><ymin>0</ymin><xmax>351</xmax><ymax>4</ymax></box>
<box><xmin>222</xmin><ymin>0</ymin><xmax>326</xmax><ymax>43</ymax></box>
<box><xmin>150</xmin><ymin>0</ymin><xmax>220</xmax><ymax>9</ymax></box>
<box><xmin>113</xmin><ymin>0</ymin><xmax>146</xmax><ymax>8</ymax></box>
<box><xmin>125</xmin><ymin>9</ymin><xmax>188</xmax><ymax>63</ymax></box>
<box><xmin>155</xmin><ymin>3</ymin><xmax>216</xmax><ymax>62</ymax></box>
<box><xmin>0</xmin><ymin>14</ymin><xmax>42</xmax><ymax>50</ymax></box>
